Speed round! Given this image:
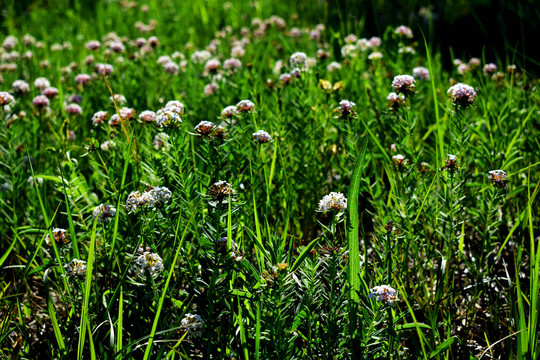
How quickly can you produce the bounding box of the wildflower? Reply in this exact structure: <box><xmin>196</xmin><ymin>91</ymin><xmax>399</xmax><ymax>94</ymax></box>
<box><xmin>165</xmin><ymin>100</ymin><xmax>185</xmax><ymax>116</ymax></box>
<box><xmin>395</xmin><ymin>25</ymin><xmax>413</xmax><ymax>38</ymax></box>
<box><xmin>208</xmin><ymin>180</ymin><xmax>236</xmax><ymax>203</ymax></box>
<box><xmin>211</xmin><ymin>125</ymin><xmax>227</xmax><ymax>139</ymax></box>
<box><xmin>221</xmin><ymin>105</ymin><xmax>238</xmax><ymax>118</ymax></box>
<box><xmin>279</xmin><ymin>73</ymin><xmax>293</xmax><ymax>84</ymax></box>
<box><xmin>483</xmin><ymin>63</ymin><xmax>498</xmax><ymax>75</ymax></box>
<box><xmin>344</xmin><ymin>33</ymin><xmax>358</xmax><ymax>44</ymax></box>
<box><xmin>69</xmin><ymin>94</ymin><xmax>82</xmax><ymax>103</ymax></box>
<box><xmin>85</xmin><ymin>40</ymin><xmax>101</xmax><ymax>50</ymax></box>
<box><xmin>368</xmin><ymin>51</ymin><xmax>383</xmax><ymax>60</ymax></box>
<box><xmin>109</xmin><ymin>41</ymin><xmax>125</xmax><ymax>53</ymax></box>
<box><xmin>64</xmin><ymin>259</ymin><xmax>87</xmax><ymax>277</ymax></box>
<box><xmin>392</xmin><ymin>154</ymin><xmax>407</xmax><ymax>168</ymax></box>
<box><xmin>468</xmin><ymin>57</ymin><xmax>481</xmax><ymax>67</ymax></box>
<box><xmin>194</xmin><ymin>120</ymin><xmax>216</xmax><ymax>136</ymax></box>
<box><xmin>368</xmin><ymin>36</ymin><xmax>382</xmax><ymax>47</ymax></box>
<box><xmin>34</xmin><ymin>77</ymin><xmax>50</xmax><ymax>91</ymax></box>
<box><xmin>75</xmin><ymin>73</ymin><xmax>91</xmax><ymax>86</ymax></box>
<box><xmin>65</xmin><ymin>103</ymin><xmax>82</xmax><ymax>116</ymax></box>
<box><xmin>156</xmin><ymin>110</ymin><xmax>182</xmax><ymax>128</ymax></box>
<box><xmin>32</xmin><ymin>95</ymin><xmax>49</xmax><ymax>108</ymax></box>
<box><xmin>109</xmin><ymin>94</ymin><xmax>126</xmax><ymax>105</ymax></box>
<box><xmin>290</xmin><ymin>52</ymin><xmax>307</xmax><ymax>68</ymax></box>
<box><xmin>391</xmin><ymin>75</ymin><xmax>415</xmax><ymax>96</ymax></box>
<box><xmin>318</xmin><ymin>192</ymin><xmax>347</xmax><ymax>212</ymax></box>
<box><xmin>387</xmin><ymin>92</ymin><xmax>405</xmax><ymax>110</ymax></box>
<box><xmin>236</xmin><ymin>99</ymin><xmax>255</xmax><ymax>113</ymax></box>
<box><xmin>252</xmin><ymin>130</ymin><xmax>272</xmax><ymax>143</ymax></box>
<box><xmin>442</xmin><ymin>154</ymin><xmax>459</xmax><ymax>171</ymax></box>
<box><xmin>12</xmin><ymin>80</ymin><xmax>30</xmax><ymax>94</ymax></box>
<box><xmin>398</xmin><ymin>46</ymin><xmax>415</xmax><ymax>54</ymax></box>
<box><xmin>341</xmin><ymin>44</ymin><xmax>357</xmax><ymax>58</ymax></box>
<box><xmin>0</xmin><ymin>92</ymin><xmax>14</xmax><ymax>105</ymax></box>
<box><xmin>204</xmin><ymin>58</ymin><xmax>221</xmax><ymax>74</ymax></box>
<box><xmin>327</xmin><ymin>62</ymin><xmax>342</xmax><ymax>72</ymax></box>
<box><xmin>93</xmin><ymin>204</ymin><xmax>116</xmax><ymax>223</ymax></box>
<box><xmin>231</xmin><ymin>45</ymin><xmax>245</xmax><ymax>58</ymax></box>
<box><xmin>92</xmin><ymin>111</ymin><xmax>108</xmax><ymax>126</ymax></box>
<box><xmin>28</xmin><ymin>176</ymin><xmax>44</xmax><ymax>186</ymax></box>
<box><xmin>223</xmin><ymin>58</ymin><xmax>242</xmax><ymax>73</ymax></box>
<box><xmin>447</xmin><ymin>83</ymin><xmax>476</xmax><ymax>107</ymax></box>
<box><xmin>492</xmin><ymin>72</ymin><xmax>504</xmax><ymax>82</ymax></box>
<box><xmin>125</xmin><ymin>191</ymin><xmax>154</xmax><ymax>213</ymax></box>
<box><xmin>95</xmin><ymin>63</ymin><xmax>114</xmax><ymax>75</ymax></box>
<box><xmin>507</xmin><ymin>64</ymin><xmax>517</xmax><ymax>74</ymax></box>
<box><xmin>45</xmin><ymin>228</ymin><xmax>69</xmax><ymax>246</ymax></box>
<box><xmin>338</xmin><ymin>100</ymin><xmax>356</xmax><ymax>118</ymax></box>
<box><xmin>100</xmin><ymin>140</ymin><xmax>117</xmax><ymax>151</ymax></box>
<box><xmin>217</xmin><ymin>237</ymin><xmax>243</xmax><ymax>261</ymax></box>
<box><xmin>41</xmin><ymin>87</ymin><xmax>59</xmax><ymax>98</ymax></box>
<box><xmin>148</xmin><ymin>36</ymin><xmax>159</xmax><ymax>47</ymax></box>
<box><xmin>149</xmin><ymin>186</ymin><xmax>172</xmax><ymax>205</ymax></box>
<box><xmin>204</xmin><ymin>83</ymin><xmax>219</xmax><ymax>96</ymax></box>
<box><xmin>488</xmin><ymin>170</ymin><xmax>508</xmax><ymax>189</ymax></box>
<box><xmin>108</xmin><ymin>114</ymin><xmax>122</xmax><ymax>127</ymax></box>
<box><xmin>133</xmin><ymin>250</ymin><xmax>164</xmax><ymax>279</ymax></box>
<box><xmin>163</xmin><ymin>61</ymin><xmax>179</xmax><ymax>74</ymax></box>
<box><xmin>412</xmin><ymin>66</ymin><xmax>430</xmax><ymax>80</ymax></box>
<box><xmin>2</xmin><ymin>36</ymin><xmax>18</xmax><ymax>50</ymax></box>
<box><xmin>457</xmin><ymin>64</ymin><xmax>469</xmax><ymax>75</ymax></box>
<box><xmin>191</xmin><ymin>50</ymin><xmax>212</xmax><ymax>64</ymax></box>
<box><xmin>138</xmin><ymin>110</ymin><xmax>156</xmax><ymax>124</ymax></box>
<box><xmin>368</xmin><ymin>285</ymin><xmax>398</xmax><ymax>305</ymax></box>
<box><xmin>153</xmin><ymin>133</ymin><xmax>169</xmax><ymax>150</ymax></box>
<box><xmin>180</xmin><ymin>313</ymin><xmax>204</xmax><ymax>338</ymax></box>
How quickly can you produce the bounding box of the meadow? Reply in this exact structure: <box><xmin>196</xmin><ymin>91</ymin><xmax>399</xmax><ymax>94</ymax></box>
<box><xmin>0</xmin><ymin>0</ymin><xmax>539</xmax><ymax>359</ymax></box>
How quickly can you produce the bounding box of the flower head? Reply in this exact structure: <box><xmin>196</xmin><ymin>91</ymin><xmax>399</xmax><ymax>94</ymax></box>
<box><xmin>368</xmin><ymin>285</ymin><xmax>398</xmax><ymax>305</ymax></box>
<box><xmin>0</xmin><ymin>92</ymin><xmax>14</xmax><ymax>106</ymax></box>
<box><xmin>93</xmin><ymin>204</ymin><xmax>116</xmax><ymax>223</ymax></box>
<box><xmin>133</xmin><ymin>249</ymin><xmax>164</xmax><ymax>279</ymax></box>
<box><xmin>65</xmin><ymin>103</ymin><xmax>82</xmax><ymax>116</ymax></box>
<box><xmin>236</xmin><ymin>99</ymin><xmax>255</xmax><ymax>113</ymax></box>
<box><xmin>153</xmin><ymin>132</ymin><xmax>170</xmax><ymax>150</ymax></box>
<box><xmin>92</xmin><ymin>111</ymin><xmax>108</xmax><ymax>126</ymax></box>
<box><xmin>194</xmin><ymin>120</ymin><xmax>216</xmax><ymax>137</ymax></box>
<box><xmin>75</xmin><ymin>73</ymin><xmax>92</xmax><ymax>85</ymax></box>
<box><xmin>442</xmin><ymin>154</ymin><xmax>459</xmax><ymax>171</ymax></box>
<box><xmin>391</xmin><ymin>75</ymin><xmax>415</xmax><ymax>96</ymax></box>
<box><xmin>156</xmin><ymin>110</ymin><xmax>182</xmax><ymax>128</ymax></box>
<box><xmin>386</xmin><ymin>92</ymin><xmax>405</xmax><ymax>110</ymax></box>
<box><xmin>45</xmin><ymin>228</ymin><xmax>69</xmax><ymax>246</ymax></box>
<box><xmin>289</xmin><ymin>52</ymin><xmax>307</xmax><ymax>68</ymax></box>
<box><xmin>395</xmin><ymin>25</ymin><xmax>413</xmax><ymax>38</ymax></box>
<box><xmin>64</xmin><ymin>259</ymin><xmax>87</xmax><ymax>277</ymax></box>
<box><xmin>180</xmin><ymin>313</ymin><xmax>204</xmax><ymax>339</ymax></box>
<box><xmin>13</xmin><ymin>80</ymin><xmax>30</xmax><ymax>94</ymax></box>
<box><xmin>392</xmin><ymin>154</ymin><xmax>407</xmax><ymax>168</ymax></box>
<box><xmin>32</xmin><ymin>95</ymin><xmax>49</xmax><ymax>108</ymax></box>
<box><xmin>412</xmin><ymin>66</ymin><xmax>430</xmax><ymax>80</ymax></box>
<box><xmin>149</xmin><ymin>186</ymin><xmax>172</xmax><ymax>204</ymax></box>
<box><xmin>447</xmin><ymin>83</ymin><xmax>476</xmax><ymax>107</ymax></box>
<box><xmin>483</xmin><ymin>63</ymin><xmax>498</xmax><ymax>75</ymax></box>
<box><xmin>252</xmin><ymin>130</ymin><xmax>272</xmax><ymax>143</ymax></box>
<box><xmin>338</xmin><ymin>100</ymin><xmax>356</xmax><ymax>118</ymax></box>
<box><xmin>138</xmin><ymin>110</ymin><xmax>156</xmax><ymax>123</ymax></box>
<box><xmin>208</xmin><ymin>180</ymin><xmax>236</xmax><ymax>203</ymax></box>
<box><xmin>164</xmin><ymin>100</ymin><xmax>185</xmax><ymax>116</ymax></box>
<box><xmin>488</xmin><ymin>170</ymin><xmax>508</xmax><ymax>189</ymax></box>
<box><xmin>221</xmin><ymin>105</ymin><xmax>239</xmax><ymax>118</ymax></box>
<box><xmin>34</xmin><ymin>77</ymin><xmax>50</xmax><ymax>91</ymax></box>
<box><xmin>318</xmin><ymin>192</ymin><xmax>347</xmax><ymax>212</ymax></box>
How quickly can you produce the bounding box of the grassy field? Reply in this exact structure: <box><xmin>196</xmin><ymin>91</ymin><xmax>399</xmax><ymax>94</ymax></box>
<box><xmin>0</xmin><ymin>0</ymin><xmax>539</xmax><ymax>359</ymax></box>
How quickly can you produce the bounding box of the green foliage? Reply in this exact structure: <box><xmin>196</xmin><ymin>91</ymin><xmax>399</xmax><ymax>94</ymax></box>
<box><xmin>0</xmin><ymin>1</ymin><xmax>539</xmax><ymax>359</ymax></box>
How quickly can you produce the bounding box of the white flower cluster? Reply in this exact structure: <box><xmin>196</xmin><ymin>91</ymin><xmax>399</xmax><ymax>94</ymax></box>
<box><xmin>126</xmin><ymin>186</ymin><xmax>172</xmax><ymax>213</ymax></box>
<box><xmin>368</xmin><ymin>285</ymin><xmax>398</xmax><ymax>305</ymax></box>
<box><xmin>289</xmin><ymin>51</ymin><xmax>307</xmax><ymax>68</ymax></box>
<box><xmin>133</xmin><ymin>248</ymin><xmax>164</xmax><ymax>279</ymax></box>
<box><xmin>64</xmin><ymin>259</ymin><xmax>87</xmax><ymax>277</ymax></box>
<box><xmin>318</xmin><ymin>192</ymin><xmax>347</xmax><ymax>212</ymax></box>
<box><xmin>217</xmin><ymin>237</ymin><xmax>243</xmax><ymax>261</ymax></box>
<box><xmin>252</xmin><ymin>130</ymin><xmax>272</xmax><ymax>143</ymax></box>
<box><xmin>93</xmin><ymin>204</ymin><xmax>116</xmax><ymax>223</ymax></box>
<box><xmin>45</xmin><ymin>228</ymin><xmax>68</xmax><ymax>246</ymax></box>
<box><xmin>180</xmin><ymin>313</ymin><xmax>205</xmax><ymax>338</ymax></box>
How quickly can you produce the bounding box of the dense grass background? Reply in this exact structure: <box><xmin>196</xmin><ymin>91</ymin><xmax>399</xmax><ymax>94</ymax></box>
<box><xmin>0</xmin><ymin>0</ymin><xmax>539</xmax><ymax>359</ymax></box>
